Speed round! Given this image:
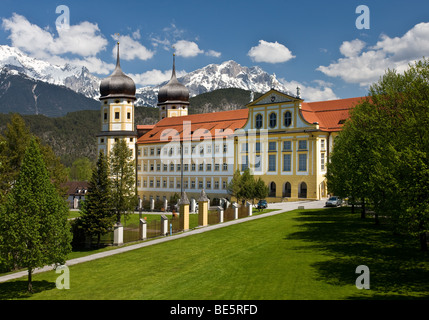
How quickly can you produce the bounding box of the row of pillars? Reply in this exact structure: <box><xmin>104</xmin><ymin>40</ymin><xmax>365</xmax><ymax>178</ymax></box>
<box><xmin>113</xmin><ymin>190</ymin><xmax>252</xmax><ymax>246</ymax></box>
<box><xmin>146</xmin><ymin>197</ymin><xmax>202</xmax><ymax>213</ymax></box>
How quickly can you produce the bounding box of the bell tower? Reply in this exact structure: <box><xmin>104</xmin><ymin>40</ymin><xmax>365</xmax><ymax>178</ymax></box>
<box><xmin>97</xmin><ymin>42</ymin><xmax>137</xmax><ymax>158</ymax></box>
<box><xmin>157</xmin><ymin>54</ymin><xmax>189</xmax><ymax>120</ymax></box>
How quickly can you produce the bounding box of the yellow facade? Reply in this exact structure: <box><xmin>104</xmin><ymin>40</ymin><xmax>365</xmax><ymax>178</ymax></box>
<box><xmin>133</xmin><ymin>89</ymin><xmax>344</xmax><ymax>204</ymax></box>
<box><xmin>236</xmin><ymin>89</ymin><xmax>329</xmax><ymax>201</ymax></box>
<box><xmin>97</xmin><ymin>98</ymin><xmax>136</xmax><ymax>158</ymax></box>
<box><xmin>159</xmin><ymin>104</ymin><xmax>188</xmax><ymax>120</ymax></box>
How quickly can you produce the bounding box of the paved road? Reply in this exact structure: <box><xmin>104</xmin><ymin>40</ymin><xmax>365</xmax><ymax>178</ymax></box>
<box><xmin>0</xmin><ymin>200</ymin><xmax>327</xmax><ymax>284</ymax></box>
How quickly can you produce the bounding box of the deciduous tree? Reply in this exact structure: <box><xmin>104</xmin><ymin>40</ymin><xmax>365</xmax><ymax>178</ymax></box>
<box><xmin>109</xmin><ymin>139</ymin><xmax>136</xmax><ymax>224</ymax></box>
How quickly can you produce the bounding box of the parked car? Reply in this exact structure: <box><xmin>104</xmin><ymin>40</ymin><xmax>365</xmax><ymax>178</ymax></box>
<box><xmin>325</xmin><ymin>196</ymin><xmax>342</xmax><ymax>207</ymax></box>
<box><xmin>257</xmin><ymin>199</ymin><xmax>268</xmax><ymax>210</ymax></box>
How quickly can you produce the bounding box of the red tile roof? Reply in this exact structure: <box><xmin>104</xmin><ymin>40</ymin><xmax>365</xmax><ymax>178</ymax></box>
<box><xmin>136</xmin><ymin>96</ymin><xmax>366</xmax><ymax>143</ymax></box>
<box><xmin>301</xmin><ymin>97</ymin><xmax>366</xmax><ymax>131</ymax></box>
<box><xmin>136</xmin><ymin>108</ymin><xmax>249</xmax><ymax>144</ymax></box>
<box><xmin>137</xmin><ymin>125</ymin><xmax>155</xmax><ymax>130</ymax></box>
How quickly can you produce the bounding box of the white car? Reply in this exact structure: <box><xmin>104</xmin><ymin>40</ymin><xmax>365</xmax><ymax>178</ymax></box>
<box><xmin>325</xmin><ymin>196</ymin><xmax>342</xmax><ymax>207</ymax></box>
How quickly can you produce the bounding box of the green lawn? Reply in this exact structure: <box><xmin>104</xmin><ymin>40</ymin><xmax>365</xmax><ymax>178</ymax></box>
<box><xmin>2</xmin><ymin>207</ymin><xmax>428</xmax><ymax>300</ymax></box>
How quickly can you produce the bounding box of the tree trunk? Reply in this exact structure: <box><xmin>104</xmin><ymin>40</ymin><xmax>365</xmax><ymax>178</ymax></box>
<box><xmin>27</xmin><ymin>268</ymin><xmax>33</xmax><ymax>293</ymax></box>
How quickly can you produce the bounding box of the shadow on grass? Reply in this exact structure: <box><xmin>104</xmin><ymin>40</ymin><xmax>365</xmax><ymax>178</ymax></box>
<box><xmin>0</xmin><ymin>280</ymin><xmax>56</xmax><ymax>299</ymax></box>
<box><xmin>286</xmin><ymin>207</ymin><xmax>429</xmax><ymax>299</ymax></box>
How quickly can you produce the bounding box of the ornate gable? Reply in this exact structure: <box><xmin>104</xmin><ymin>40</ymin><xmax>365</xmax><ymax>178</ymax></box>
<box><xmin>247</xmin><ymin>89</ymin><xmax>301</xmax><ymax>107</ymax></box>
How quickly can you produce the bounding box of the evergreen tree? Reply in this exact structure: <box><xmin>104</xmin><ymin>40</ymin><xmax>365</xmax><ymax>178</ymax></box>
<box><xmin>240</xmin><ymin>169</ymin><xmax>256</xmax><ymax>204</ymax></box>
<box><xmin>254</xmin><ymin>177</ymin><xmax>269</xmax><ymax>204</ymax></box>
<box><xmin>227</xmin><ymin>169</ymin><xmax>268</xmax><ymax>205</ymax></box>
<box><xmin>109</xmin><ymin>139</ymin><xmax>136</xmax><ymax>224</ymax></box>
<box><xmin>0</xmin><ymin>138</ymin><xmax>72</xmax><ymax>292</ymax></box>
<box><xmin>79</xmin><ymin>151</ymin><xmax>114</xmax><ymax>246</ymax></box>
<box><xmin>227</xmin><ymin>170</ymin><xmax>243</xmax><ymax>202</ymax></box>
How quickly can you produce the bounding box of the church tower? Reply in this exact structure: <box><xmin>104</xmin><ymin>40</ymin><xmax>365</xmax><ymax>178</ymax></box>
<box><xmin>157</xmin><ymin>54</ymin><xmax>189</xmax><ymax>120</ymax></box>
<box><xmin>97</xmin><ymin>42</ymin><xmax>136</xmax><ymax>158</ymax></box>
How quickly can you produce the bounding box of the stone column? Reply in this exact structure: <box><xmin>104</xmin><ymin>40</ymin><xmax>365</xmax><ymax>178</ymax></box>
<box><xmin>139</xmin><ymin>218</ymin><xmax>147</xmax><ymax>240</ymax></box>
<box><xmin>232</xmin><ymin>202</ymin><xmax>238</xmax><ymax>220</ymax></box>
<box><xmin>217</xmin><ymin>206</ymin><xmax>224</xmax><ymax>223</ymax></box>
<box><xmin>190</xmin><ymin>198</ymin><xmax>196</xmax><ymax>213</ymax></box>
<box><xmin>220</xmin><ymin>198</ymin><xmax>225</xmax><ymax>209</ymax></box>
<box><xmin>161</xmin><ymin>214</ymin><xmax>169</xmax><ymax>236</ymax></box>
<box><xmin>198</xmin><ymin>189</ymin><xmax>209</xmax><ymax>227</ymax></box>
<box><xmin>179</xmin><ymin>191</ymin><xmax>190</xmax><ymax>231</ymax></box>
<box><xmin>150</xmin><ymin>198</ymin><xmax>155</xmax><ymax>211</ymax></box>
<box><xmin>225</xmin><ymin>199</ymin><xmax>230</xmax><ymax>209</ymax></box>
<box><xmin>246</xmin><ymin>201</ymin><xmax>252</xmax><ymax>217</ymax></box>
<box><xmin>163</xmin><ymin>199</ymin><xmax>168</xmax><ymax>212</ymax></box>
<box><xmin>113</xmin><ymin>222</ymin><xmax>123</xmax><ymax>246</ymax></box>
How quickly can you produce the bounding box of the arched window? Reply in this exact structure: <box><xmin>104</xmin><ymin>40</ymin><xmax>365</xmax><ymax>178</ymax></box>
<box><xmin>255</xmin><ymin>114</ymin><xmax>263</xmax><ymax>129</ymax></box>
<box><xmin>283</xmin><ymin>182</ymin><xmax>291</xmax><ymax>198</ymax></box>
<box><xmin>299</xmin><ymin>182</ymin><xmax>307</xmax><ymax>199</ymax></box>
<box><xmin>284</xmin><ymin>111</ymin><xmax>292</xmax><ymax>127</ymax></box>
<box><xmin>269</xmin><ymin>113</ymin><xmax>277</xmax><ymax>128</ymax></box>
<box><xmin>269</xmin><ymin>182</ymin><xmax>276</xmax><ymax>197</ymax></box>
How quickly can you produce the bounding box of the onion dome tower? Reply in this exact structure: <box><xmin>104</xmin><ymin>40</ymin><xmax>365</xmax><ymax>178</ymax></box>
<box><xmin>97</xmin><ymin>42</ymin><xmax>137</xmax><ymax>158</ymax></box>
<box><xmin>157</xmin><ymin>54</ymin><xmax>189</xmax><ymax>120</ymax></box>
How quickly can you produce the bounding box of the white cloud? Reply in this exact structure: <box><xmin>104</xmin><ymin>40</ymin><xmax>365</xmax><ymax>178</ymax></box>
<box><xmin>111</xmin><ymin>33</ymin><xmax>154</xmax><ymax>61</ymax></box>
<box><xmin>130</xmin><ymin>69</ymin><xmax>187</xmax><ymax>86</ymax></box>
<box><xmin>206</xmin><ymin>49</ymin><xmax>221</xmax><ymax>58</ymax></box>
<box><xmin>132</xmin><ymin>29</ymin><xmax>141</xmax><ymax>40</ymax></box>
<box><xmin>173</xmin><ymin>40</ymin><xmax>204</xmax><ymax>58</ymax></box>
<box><xmin>248</xmin><ymin>40</ymin><xmax>295</xmax><ymax>63</ymax></box>
<box><xmin>2</xmin><ymin>13</ymin><xmax>107</xmax><ymax>58</ymax></box>
<box><xmin>279</xmin><ymin>79</ymin><xmax>339</xmax><ymax>102</ymax></box>
<box><xmin>2</xmin><ymin>13</ymin><xmax>112</xmax><ymax>74</ymax></box>
<box><xmin>339</xmin><ymin>39</ymin><xmax>366</xmax><ymax>58</ymax></box>
<box><xmin>318</xmin><ymin>22</ymin><xmax>429</xmax><ymax>86</ymax></box>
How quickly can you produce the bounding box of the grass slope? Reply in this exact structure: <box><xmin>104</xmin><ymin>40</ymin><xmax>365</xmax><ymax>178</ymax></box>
<box><xmin>1</xmin><ymin>207</ymin><xmax>428</xmax><ymax>300</ymax></box>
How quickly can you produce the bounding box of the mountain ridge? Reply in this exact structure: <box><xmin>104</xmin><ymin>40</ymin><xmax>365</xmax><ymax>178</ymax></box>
<box><xmin>0</xmin><ymin>45</ymin><xmax>291</xmax><ymax>112</ymax></box>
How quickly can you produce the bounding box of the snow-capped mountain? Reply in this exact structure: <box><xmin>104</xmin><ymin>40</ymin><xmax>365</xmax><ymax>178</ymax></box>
<box><xmin>0</xmin><ymin>45</ymin><xmax>100</xmax><ymax>99</ymax></box>
<box><xmin>0</xmin><ymin>45</ymin><xmax>292</xmax><ymax>108</ymax></box>
<box><xmin>135</xmin><ymin>60</ymin><xmax>291</xmax><ymax>106</ymax></box>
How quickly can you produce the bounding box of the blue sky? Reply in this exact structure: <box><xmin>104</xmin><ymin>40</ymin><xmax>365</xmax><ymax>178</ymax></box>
<box><xmin>1</xmin><ymin>0</ymin><xmax>429</xmax><ymax>101</ymax></box>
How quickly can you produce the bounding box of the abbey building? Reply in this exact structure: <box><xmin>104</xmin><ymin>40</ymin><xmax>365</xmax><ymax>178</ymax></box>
<box><xmin>98</xmin><ymin>45</ymin><xmax>364</xmax><ymax>204</ymax></box>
